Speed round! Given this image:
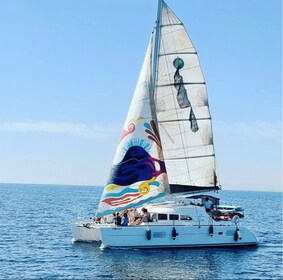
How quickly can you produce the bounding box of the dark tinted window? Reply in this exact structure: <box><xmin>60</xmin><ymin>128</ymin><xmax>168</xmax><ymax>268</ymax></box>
<box><xmin>169</xmin><ymin>214</ymin><xmax>179</xmax><ymax>220</ymax></box>
<box><xmin>158</xmin><ymin>214</ymin><xmax>167</xmax><ymax>220</ymax></box>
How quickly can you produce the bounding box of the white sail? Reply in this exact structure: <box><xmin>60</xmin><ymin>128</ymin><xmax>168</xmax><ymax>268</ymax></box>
<box><xmin>155</xmin><ymin>1</ymin><xmax>218</xmax><ymax>193</ymax></box>
<box><xmin>96</xmin><ymin>38</ymin><xmax>169</xmax><ymax>217</ymax></box>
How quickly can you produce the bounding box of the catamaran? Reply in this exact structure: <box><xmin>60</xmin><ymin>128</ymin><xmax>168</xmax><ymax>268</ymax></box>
<box><xmin>72</xmin><ymin>0</ymin><xmax>258</xmax><ymax>249</ymax></box>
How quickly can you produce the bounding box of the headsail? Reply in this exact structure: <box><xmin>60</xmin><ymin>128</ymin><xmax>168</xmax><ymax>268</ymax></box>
<box><xmin>154</xmin><ymin>1</ymin><xmax>219</xmax><ymax>194</ymax></box>
<box><xmin>96</xmin><ymin>38</ymin><xmax>169</xmax><ymax>217</ymax></box>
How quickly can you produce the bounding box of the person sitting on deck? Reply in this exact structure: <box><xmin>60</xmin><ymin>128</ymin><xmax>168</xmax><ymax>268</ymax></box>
<box><xmin>121</xmin><ymin>212</ymin><xmax>129</xmax><ymax>226</ymax></box>
<box><xmin>134</xmin><ymin>208</ymin><xmax>150</xmax><ymax>225</ymax></box>
<box><xmin>128</xmin><ymin>208</ymin><xmax>137</xmax><ymax>224</ymax></box>
<box><xmin>114</xmin><ymin>213</ymin><xmax>122</xmax><ymax>225</ymax></box>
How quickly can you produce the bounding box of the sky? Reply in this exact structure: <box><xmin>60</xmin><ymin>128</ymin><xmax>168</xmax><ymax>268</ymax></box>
<box><xmin>0</xmin><ymin>0</ymin><xmax>281</xmax><ymax>192</ymax></box>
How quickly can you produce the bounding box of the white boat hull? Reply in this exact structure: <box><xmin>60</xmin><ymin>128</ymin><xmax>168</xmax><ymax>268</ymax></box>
<box><xmin>71</xmin><ymin>222</ymin><xmax>101</xmax><ymax>242</ymax></box>
<box><xmin>99</xmin><ymin>224</ymin><xmax>258</xmax><ymax>249</ymax></box>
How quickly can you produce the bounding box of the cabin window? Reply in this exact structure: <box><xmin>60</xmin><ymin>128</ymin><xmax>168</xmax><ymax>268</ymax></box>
<box><xmin>180</xmin><ymin>215</ymin><xmax>192</xmax><ymax>220</ymax></box>
<box><xmin>158</xmin><ymin>214</ymin><xmax>167</xmax><ymax>220</ymax></box>
<box><xmin>169</xmin><ymin>214</ymin><xmax>179</xmax><ymax>220</ymax></box>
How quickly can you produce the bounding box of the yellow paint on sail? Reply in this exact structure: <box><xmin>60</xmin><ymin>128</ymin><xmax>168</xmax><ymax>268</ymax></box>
<box><xmin>129</xmin><ymin>116</ymin><xmax>144</xmax><ymax>123</ymax></box>
<box><xmin>106</xmin><ymin>184</ymin><xmax>121</xmax><ymax>192</ymax></box>
<box><xmin>138</xmin><ymin>177</ymin><xmax>155</xmax><ymax>195</ymax></box>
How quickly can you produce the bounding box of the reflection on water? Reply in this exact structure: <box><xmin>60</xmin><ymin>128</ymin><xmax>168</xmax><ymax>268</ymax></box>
<box><xmin>71</xmin><ymin>242</ymin><xmax>261</xmax><ymax>279</ymax></box>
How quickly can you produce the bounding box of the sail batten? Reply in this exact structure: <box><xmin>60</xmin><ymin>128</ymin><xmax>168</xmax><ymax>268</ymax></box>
<box><xmin>158</xmin><ymin>82</ymin><xmax>206</xmax><ymax>87</ymax></box>
<box><xmin>159</xmin><ymin>117</ymin><xmax>211</xmax><ymax>123</ymax></box>
<box><xmin>165</xmin><ymin>154</ymin><xmax>215</xmax><ymax>160</ymax></box>
<box><xmin>160</xmin><ymin>23</ymin><xmax>183</xmax><ymax>27</ymax></box>
<box><xmin>159</xmin><ymin>52</ymin><xmax>197</xmax><ymax>56</ymax></box>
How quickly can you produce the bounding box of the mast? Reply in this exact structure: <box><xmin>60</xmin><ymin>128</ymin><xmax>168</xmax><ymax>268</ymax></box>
<box><xmin>150</xmin><ymin>0</ymin><xmax>169</xmax><ymax>176</ymax></box>
<box><xmin>152</xmin><ymin>0</ymin><xmax>162</xmax><ymax>91</ymax></box>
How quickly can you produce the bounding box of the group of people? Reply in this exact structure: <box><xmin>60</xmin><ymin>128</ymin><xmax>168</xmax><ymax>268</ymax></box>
<box><xmin>95</xmin><ymin>208</ymin><xmax>150</xmax><ymax>227</ymax></box>
<box><xmin>95</xmin><ymin>197</ymin><xmax>215</xmax><ymax>226</ymax></box>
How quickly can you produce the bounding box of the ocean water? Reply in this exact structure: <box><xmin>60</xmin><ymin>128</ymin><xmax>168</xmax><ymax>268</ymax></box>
<box><xmin>0</xmin><ymin>184</ymin><xmax>282</xmax><ymax>280</ymax></box>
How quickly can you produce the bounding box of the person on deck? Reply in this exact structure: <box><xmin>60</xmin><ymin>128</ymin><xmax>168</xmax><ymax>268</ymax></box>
<box><xmin>121</xmin><ymin>212</ymin><xmax>129</xmax><ymax>226</ymax></box>
<box><xmin>135</xmin><ymin>208</ymin><xmax>150</xmax><ymax>225</ymax></box>
<box><xmin>203</xmin><ymin>197</ymin><xmax>214</xmax><ymax>212</ymax></box>
<box><xmin>114</xmin><ymin>213</ymin><xmax>122</xmax><ymax>225</ymax></box>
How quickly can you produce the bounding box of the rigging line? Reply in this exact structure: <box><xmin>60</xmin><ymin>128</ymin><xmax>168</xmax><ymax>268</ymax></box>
<box><xmin>165</xmin><ymin>154</ymin><xmax>215</xmax><ymax>160</ymax></box>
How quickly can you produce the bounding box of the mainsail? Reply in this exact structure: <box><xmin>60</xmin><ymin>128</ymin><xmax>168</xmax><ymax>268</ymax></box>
<box><xmin>96</xmin><ymin>0</ymin><xmax>219</xmax><ymax>217</ymax></box>
<box><xmin>155</xmin><ymin>1</ymin><xmax>219</xmax><ymax>194</ymax></box>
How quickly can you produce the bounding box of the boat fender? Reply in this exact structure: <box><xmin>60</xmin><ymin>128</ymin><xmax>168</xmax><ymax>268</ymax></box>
<box><xmin>234</xmin><ymin>229</ymin><xmax>239</xmax><ymax>242</ymax></box>
<box><xmin>209</xmin><ymin>225</ymin><xmax>213</xmax><ymax>236</ymax></box>
<box><xmin>146</xmin><ymin>228</ymin><xmax>151</xmax><ymax>240</ymax></box>
<box><xmin>172</xmin><ymin>227</ymin><xmax>178</xmax><ymax>240</ymax></box>
<box><xmin>237</xmin><ymin>229</ymin><xmax>242</xmax><ymax>240</ymax></box>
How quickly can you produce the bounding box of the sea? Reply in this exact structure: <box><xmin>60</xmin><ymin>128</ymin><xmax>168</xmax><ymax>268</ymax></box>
<box><xmin>0</xmin><ymin>184</ymin><xmax>282</xmax><ymax>280</ymax></box>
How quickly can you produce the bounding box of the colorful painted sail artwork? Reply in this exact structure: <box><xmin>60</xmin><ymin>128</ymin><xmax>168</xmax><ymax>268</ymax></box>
<box><xmin>96</xmin><ymin>40</ymin><xmax>169</xmax><ymax>217</ymax></box>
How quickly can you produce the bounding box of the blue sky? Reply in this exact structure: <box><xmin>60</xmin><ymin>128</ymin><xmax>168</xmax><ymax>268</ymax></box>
<box><xmin>0</xmin><ymin>0</ymin><xmax>281</xmax><ymax>191</ymax></box>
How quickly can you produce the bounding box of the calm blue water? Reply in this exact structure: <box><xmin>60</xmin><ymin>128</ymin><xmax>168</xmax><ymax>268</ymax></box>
<box><xmin>0</xmin><ymin>184</ymin><xmax>282</xmax><ymax>279</ymax></box>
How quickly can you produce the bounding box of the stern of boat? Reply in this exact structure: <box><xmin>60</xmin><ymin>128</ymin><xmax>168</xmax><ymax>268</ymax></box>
<box><xmin>71</xmin><ymin>221</ymin><xmax>101</xmax><ymax>242</ymax></box>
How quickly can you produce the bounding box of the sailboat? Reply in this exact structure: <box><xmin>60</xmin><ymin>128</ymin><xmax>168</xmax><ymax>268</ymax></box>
<box><xmin>72</xmin><ymin>0</ymin><xmax>258</xmax><ymax>248</ymax></box>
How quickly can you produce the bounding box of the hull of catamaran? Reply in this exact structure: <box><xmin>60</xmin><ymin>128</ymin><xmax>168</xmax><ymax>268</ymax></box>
<box><xmin>99</xmin><ymin>224</ymin><xmax>257</xmax><ymax>249</ymax></box>
<box><xmin>74</xmin><ymin>225</ymin><xmax>258</xmax><ymax>248</ymax></box>
<box><xmin>72</xmin><ymin>222</ymin><xmax>258</xmax><ymax>248</ymax></box>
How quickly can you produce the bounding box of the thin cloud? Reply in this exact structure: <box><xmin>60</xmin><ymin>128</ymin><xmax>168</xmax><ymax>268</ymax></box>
<box><xmin>0</xmin><ymin>121</ymin><xmax>119</xmax><ymax>139</ymax></box>
<box><xmin>0</xmin><ymin>120</ymin><xmax>281</xmax><ymax>141</ymax></box>
<box><xmin>214</xmin><ymin>120</ymin><xmax>282</xmax><ymax>141</ymax></box>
